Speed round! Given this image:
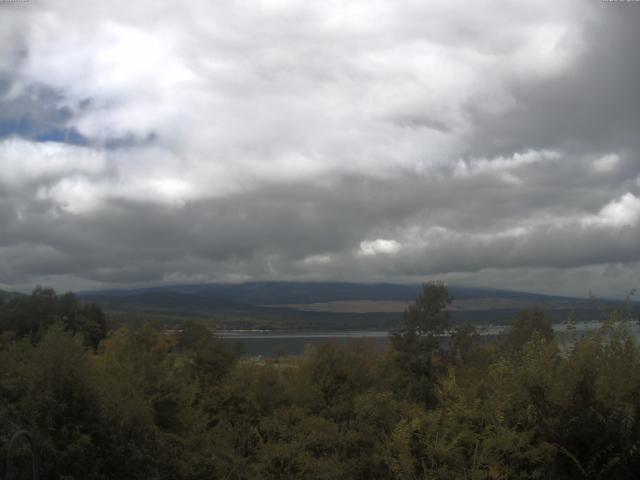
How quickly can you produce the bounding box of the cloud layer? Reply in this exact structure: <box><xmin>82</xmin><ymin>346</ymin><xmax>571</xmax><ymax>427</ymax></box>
<box><xmin>1</xmin><ymin>0</ymin><xmax>639</xmax><ymax>297</ymax></box>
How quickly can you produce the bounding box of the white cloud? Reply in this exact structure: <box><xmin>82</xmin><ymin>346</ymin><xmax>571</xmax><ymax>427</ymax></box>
<box><xmin>591</xmin><ymin>153</ymin><xmax>620</xmax><ymax>173</ymax></box>
<box><xmin>7</xmin><ymin>0</ymin><xmax>590</xmax><ymax>190</ymax></box>
<box><xmin>0</xmin><ymin>138</ymin><xmax>106</xmax><ymax>185</ymax></box>
<box><xmin>359</xmin><ymin>239</ymin><xmax>401</xmax><ymax>256</ymax></box>
<box><xmin>452</xmin><ymin>149</ymin><xmax>560</xmax><ymax>179</ymax></box>
<box><xmin>36</xmin><ymin>175</ymin><xmax>104</xmax><ymax>214</ymax></box>
<box><xmin>590</xmin><ymin>193</ymin><xmax>640</xmax><ymax>228</ymax></box>
<box><xmin>303</xmin><ymin>254</ymin><xmax>333</xmax><ymax>265</ymax></box>
<box><xmin>512</xmin><ymin>21</ymin><xmax>585</xmax><ymax>78</ymax></box>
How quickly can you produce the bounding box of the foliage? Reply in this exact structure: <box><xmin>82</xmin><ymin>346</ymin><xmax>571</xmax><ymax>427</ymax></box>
<box><xmin>2</xmin><ymin>286</ymin><xmax>640</xmax><ymax>479</ymax></box>
<box><xmin>499</xmin><ymin>307</ymin><xmax>553</xmax><ymax>354</ymax></box>
<box><xmin>389</xmin><ymin>281</ymin><xmax>452</xmax><ymax>407</ymax></box>
<box><xmin>0</xmin><ymin>287</ymin><xmax>107</xmax><ymax>348</ymax></box>
<box><xmin>395</xmin><ymin>281</ymin><xmax>452</xmax><ymax>339</ymax></box>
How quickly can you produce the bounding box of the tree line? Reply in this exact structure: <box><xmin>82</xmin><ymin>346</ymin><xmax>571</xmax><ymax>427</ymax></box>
<box><xmin>1</xmin><ymin>283</ymin><xmax>639</xmax><ymax>479</ymax></box>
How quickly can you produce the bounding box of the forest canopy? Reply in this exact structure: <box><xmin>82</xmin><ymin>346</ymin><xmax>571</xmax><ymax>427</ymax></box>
<box><xmin>1</xmin><ymin>284</ymin><xmax>640</xmax><ymax>479</ymax></box>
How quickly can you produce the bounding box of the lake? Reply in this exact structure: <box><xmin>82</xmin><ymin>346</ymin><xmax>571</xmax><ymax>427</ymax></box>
<box><xmin>219</xmin><ymin>321</ymin><xmax>640</xmax><ymax>357</ymax></box>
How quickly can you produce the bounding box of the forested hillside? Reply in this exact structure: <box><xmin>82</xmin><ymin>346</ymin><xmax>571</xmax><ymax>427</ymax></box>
<box><xmin>79</xmin><ymin>282</ymin><xmax>636</xmax><ymax>331</ymax></box>
<box><xmin>1</xmin><ymin>284</ymin><xmax>640</xmax><ymax>479</ymax></box>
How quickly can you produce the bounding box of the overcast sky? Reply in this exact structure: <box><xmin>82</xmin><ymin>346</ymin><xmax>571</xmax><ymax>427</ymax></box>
<box><xmin>1</xmin><ymin>0</ymin><xmax>639</xmax><ymax>297</ymax></box>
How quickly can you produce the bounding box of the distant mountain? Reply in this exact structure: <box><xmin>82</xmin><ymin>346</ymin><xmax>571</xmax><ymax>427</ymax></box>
<box><xmin>80</xmin><ymin>289</ymin><xmax>248</xmax><ymax>312</ymax></box>
<box><xmin>80</xmin><ymin>281</ymin><xmax>582</xmax><ymax>306</ymax></box>
<box><xmin>76</xmin><ymin>282</ymin><xmax>638</xmax><ymax>331</ymax></box>
<box><xmin>0</xmin><ymin>289</ymin><xmax>26</xmax><ymax>302</ymax></box>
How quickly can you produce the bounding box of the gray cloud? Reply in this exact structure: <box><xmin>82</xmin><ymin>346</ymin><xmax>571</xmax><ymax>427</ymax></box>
<box><xmin>465</xmin><ymin>5</ymin><xmax>640</xmax><ymax>157</ymax></box>
<box><xmin>0</xmin><ymin>0</ymin><xmax>639</xmax><ymax>298</ymax></box>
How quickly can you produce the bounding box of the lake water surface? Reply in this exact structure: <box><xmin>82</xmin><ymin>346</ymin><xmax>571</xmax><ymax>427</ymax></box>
<box><xmin>219</xmin><ymin>321</ymin><xmax>640</xmax><ymax>357</ymax></box>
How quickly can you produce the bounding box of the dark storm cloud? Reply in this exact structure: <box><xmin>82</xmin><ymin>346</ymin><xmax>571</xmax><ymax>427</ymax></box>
<box><xmin>2</xmin><ymin>153</ymin><xmax>638</xmax><ymax>295</ymax></box>
<box><xmin>0</xmin><ymin>0</ymin><xmax>639</xmax><ymax>297</ymax></box>
<box><xmin>465</xmin><ymin>5</ymin><xmax>640</xmax><ymax>158</ymax></box>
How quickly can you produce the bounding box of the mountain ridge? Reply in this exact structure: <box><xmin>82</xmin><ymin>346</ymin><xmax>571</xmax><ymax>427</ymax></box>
<box><xmin>78</xmin><ymin>281</ymin><xmax>592</xmax><ymax>306</ymax></box>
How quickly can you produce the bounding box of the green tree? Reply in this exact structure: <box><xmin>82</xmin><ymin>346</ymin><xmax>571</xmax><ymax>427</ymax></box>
<box><xmin>0</xmin><ymin>287</ymin><xmax>107</xmax><ymax>347</ymax></box>
<box><xmin>451</xmin><ymin>322</ymin><xmax>480</xmax><ymax>362</ymax></box>
<box><xmin>500</xmin><ymin>308</ymin><xmax>553</xmax><ymax>354</ymax></box>
<box><xmin>395</xmin><ymin>281</ymin><xmax>452</xmax><ymax>339</ymax></box>
<box><xmin>175</xmin><ymin>321</ymin><xmax>241</xmax><ymax>389</ymax></box>
<box><xmin>389</xmin><ymin>281</ymin><xmax>452</xmax><ymax>407</ymax></box>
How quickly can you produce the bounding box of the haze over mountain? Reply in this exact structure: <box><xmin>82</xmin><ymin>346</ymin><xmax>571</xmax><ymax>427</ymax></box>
<box><xmin>76</xmin><ymin>282</ymin><xmax>637</xmax><ymax>330</ymax></box>
<box><xmin>0</xmin><ymin>289</ymin><xmax>24</xmax><ymax>301</ymax></box>
<box><xmin>80</xmin><ymin>282</ymin><xmax>574</xmax><ymax>305</ymax></box>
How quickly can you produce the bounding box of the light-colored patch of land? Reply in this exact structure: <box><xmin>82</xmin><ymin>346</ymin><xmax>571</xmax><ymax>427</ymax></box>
<box><xmin>268</xmin><ymin>298</ymin><xmax>572</xmax><ymax>314</ymax></box>
<box><xmin>268</xmin><ymin>300</ymin><xmax>410</xmax><ymax>313</ymax></box>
